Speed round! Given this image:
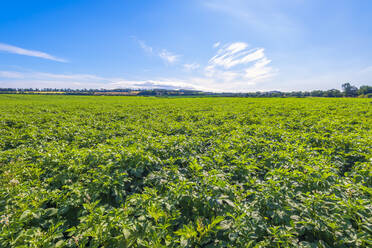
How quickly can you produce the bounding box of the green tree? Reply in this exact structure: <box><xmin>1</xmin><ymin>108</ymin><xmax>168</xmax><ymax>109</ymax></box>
<box><xmin>358</xmin><ymin>85</ymin><xmax>372</xmax><ymax>95</ymax></box>
<box><xmin>323</xmin><ymin>89</ymin><xmax>342</xmax><ymax>97</ymax></box>
<box><xmin>342</xmin><ymin>83</ymin><xmax>358</xmax><ymax>97</ymax></box>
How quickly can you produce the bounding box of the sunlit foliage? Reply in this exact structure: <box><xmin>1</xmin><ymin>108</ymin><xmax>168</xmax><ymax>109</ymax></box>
<box><xmin>0</xmin><ymin>95</ymin><xmax>371</xmax><ymax>247</ymax></box>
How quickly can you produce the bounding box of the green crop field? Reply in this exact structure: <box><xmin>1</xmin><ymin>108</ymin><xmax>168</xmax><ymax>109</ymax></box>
<box><xmin>0</xmin><ymin>95</ymin><xmax>371</xmax><ymax>247</ymax></box>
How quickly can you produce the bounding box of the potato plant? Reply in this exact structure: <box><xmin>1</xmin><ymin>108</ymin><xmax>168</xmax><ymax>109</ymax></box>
<box><xmin>0</xmin><ymin>95</ymin><xmax>371</xmax><ymax>247</ymax></box>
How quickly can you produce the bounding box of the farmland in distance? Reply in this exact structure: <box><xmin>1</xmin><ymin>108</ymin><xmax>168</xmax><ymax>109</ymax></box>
<box><xmin>0</xmin><ymin>95</ymin><xmax>371</xmax><ymax>247</ymax></box>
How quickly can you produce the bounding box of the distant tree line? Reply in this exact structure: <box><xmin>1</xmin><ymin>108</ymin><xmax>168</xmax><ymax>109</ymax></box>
<box><xmin>0</xmin><ymin>83</ymin><xmax>371</xmax><ymax>97</ymax></box>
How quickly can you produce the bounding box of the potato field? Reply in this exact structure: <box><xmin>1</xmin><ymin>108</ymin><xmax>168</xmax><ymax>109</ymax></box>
<box><xmin>0</xmin><ymin>95</ymin><xmax>371</xmax><ymax>247</ymax></box>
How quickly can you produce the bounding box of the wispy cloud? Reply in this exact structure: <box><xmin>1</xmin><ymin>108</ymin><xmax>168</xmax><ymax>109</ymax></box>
<box><xmin>137</xmin><ymin>40</ymin><xmax>153</xmax><ymax>54</ymax></box>
<box><xmin>0</xmin><ymin>43</ymin><xmax>67</xmax><ymax>62</ymax></box>
<box><xmin>0</xmin><ymin>70</ymin><xmax>111</xmax><ymax>88</ymax></box>
<box><xmin>0</xmin><ymin>70</ymin><xmax>203</xmax><ymax>91</ymax></box>
<box><xmin>183</xmin><ymin>63</ymin><xmax>200</xmax><ymax>71</ymax></box>
<box><xmin>158</xmin><ymin>49</ymin><xmax>179</xmax><ymax>64</ymax></box>
<box><xmin>0</xmin><ymin>41</ymin><xmax>277</xmax><ymax>92</ymax></box>
<box><xmin>133</xmin><ymin>38</ymin><xmax>180</xmax><ymax>65</ymax></box>
<box><xmin>111</xmin><ymin>79</ymin><xmax>202</xmax><ymax>91</ymax></box>
<box><xmin>0</xmin><ymin>71</ymin><xmax>25</xmax><ymax>79</ymax></box>
<box><xmin>360</xmin><ymin>65</ymin><xmax>372</xmax><ymax>74</ymax></box>
<box><xmin>204</xmin><ymin>42</ymin><xmax>276</xmax><ymax>86</ymax></box>
<box><xmin>132</xmin><ymin>39</ymin><xmax>276</xmax><ymax>90</ymax></box>
<box><xmin>203</xmin><ymin>0</ymin><xmax>299</xmax><ymax>37</ymax></box>
<box><xmin>208</xmin><ymin>42</ymin><xmax>265</xmax><ymax>69</ymax></box>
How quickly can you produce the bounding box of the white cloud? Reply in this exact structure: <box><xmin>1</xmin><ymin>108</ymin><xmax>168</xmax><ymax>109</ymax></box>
<box><xmin>30</xmin><ymin>72</ymin><xmax>103</xmax><ymax>81</ymax></box>
<box><xmin>0</xmin><ymin>70</ymin><xmax>205</xmax><ymax>91</ymax></box>
<box><xmin>0</xmin><ymin>41</ymin><xmax>277</xmax><ymax>92</ymax></box>
<box><xmin>137</xmin><ymin>40</ymin><xmax>153</xmax><ymax>54</ymax></box>
<box><xmin>202</xmin><ymin>0</ymin><xmax>299</xmax><ymax>38</ymax></box>
<box><xmin>209</xmin><ymin>45</ymin><xmax>265</xmax><ymax>69</ymax></box>
<box><xmin>204</xmin><ymin>42</ymin><xmax>276</xmax><ymax>88</ymax></box>
<box><xmin>0</xmin><ymin>43</ymin><xmax>67</xmax><ymax>62</ymax></box>
<box><xmin>213</xmin><ymin>42</ymin><xmax>221</xmax><ymax>48</ymax></box>
<box><xmin>158</xmin><ymin>49</ymin><xmax>179</xmax><ymax>64</ymax></box>
<box><xmin>116</xmin><ymin>41</ymin><xmax>277</xmax><ymax>91</ymax></box>
<box><xmin>0</xmin><ymin>71</ymin><xmax>25</xmax><ymax>79</ymax></box>
<box><xmin>360</xmin><ymin>66</ymin><xmax>372</xmax><ymax>74</ymax></box>
<box><xmin>183</xmin><ymin>63</ymin><xmax>200</xmax><ymax>71</ymax></box>
<box><xmin>111</xmin><ymin>79</ymin><xmax>203</xmax><ymax>91</ymax></box>
<box><xmin>244</xmin><ymin>58</ymin><xmax>273</xmax><ymax>80</ymax></box>
<box><xmin>132</xmin><ymin>37</ymin><xmax>154</xmax><ymax>55</ymax></box>
<box><xmin>0</xmin><ymin>70</ymin><xmax>111</xmax><ymax>88</ymax></box>
<box><xmin>134</xmin><ymin>38</ymin><xmax>180</xmax><ymax>65</ymax></box>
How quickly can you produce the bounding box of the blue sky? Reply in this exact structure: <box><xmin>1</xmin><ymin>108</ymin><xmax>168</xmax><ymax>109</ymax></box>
<box><xmin>0</xmin><ymin>0</ymin><xmax>371</xmax><ymax>92</ymax></box>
